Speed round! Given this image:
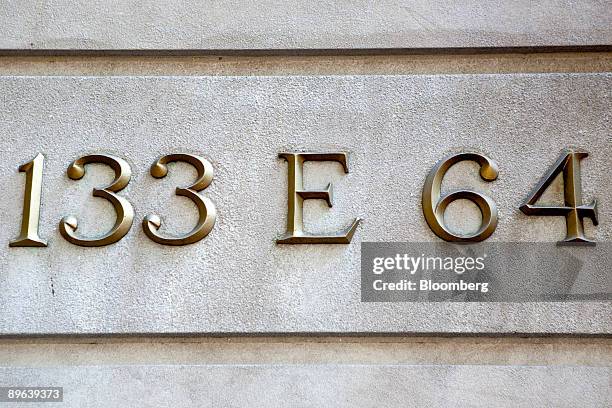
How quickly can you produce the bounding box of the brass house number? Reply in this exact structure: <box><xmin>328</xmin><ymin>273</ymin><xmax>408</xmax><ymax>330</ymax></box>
<box><xmin>9</xmin><ymin>149</ymin><xmax>598</xmax><ymax>248</ymax></box>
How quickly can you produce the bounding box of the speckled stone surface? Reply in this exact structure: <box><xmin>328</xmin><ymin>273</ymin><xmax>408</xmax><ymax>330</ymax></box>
<box><xmin>0</xmin><ymin>364</ymin><xmax>609</xmax><ymax>407</ymax></box>
<box><xmin>0</xmin><ymin>1</ymin><xmax>611</xmax><ymax>50</ymax></box>
<box><xmin>0</xmin><ymin>73</ymin><xmax>610</xmax><ymax>335</ymax></box>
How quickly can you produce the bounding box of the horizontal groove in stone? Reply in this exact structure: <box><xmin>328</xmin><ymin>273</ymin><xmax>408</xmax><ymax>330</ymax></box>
<box><xmin>0</xmin><ymin>45</ymin><xmax>611</xmax><ymax>57</ymax></box>
<box><xmin>0</xmin><ymin>52</ymin><xmax>610</xmax><ymax>76</ymax></box>
<box><xmin>0</xmin><ymin>337</ymin><xmax>610</xmax><ymax>367</ymax></box>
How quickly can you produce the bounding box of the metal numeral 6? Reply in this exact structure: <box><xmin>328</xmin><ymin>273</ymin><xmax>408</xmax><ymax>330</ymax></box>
<box><xmin>422</xmin><ymin>152</ymin><xmax>499</xmax><ymax>242</ymax></box>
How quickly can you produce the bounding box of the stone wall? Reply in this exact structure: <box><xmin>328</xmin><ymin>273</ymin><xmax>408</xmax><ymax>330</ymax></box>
<box><xmin>0</xmin><ymin>1</ymin><xmax>610</xmax><ymax>406</ymax></box>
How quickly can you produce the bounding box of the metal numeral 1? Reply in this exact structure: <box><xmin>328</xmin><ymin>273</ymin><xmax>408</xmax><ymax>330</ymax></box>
<box><xmin>9</xmin><ymin>153</ymin><xmax>47</xmax><ymax>247</ymax></box>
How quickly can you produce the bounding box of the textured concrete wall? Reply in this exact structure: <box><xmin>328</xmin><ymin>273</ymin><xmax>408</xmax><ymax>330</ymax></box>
<box><xmin>0</xmin><ymin>1</ymin><xmax>610</xmax><ymax>407</ymax></box>
<box><xmin>1</xmin><ymin>0</ymin><xmax>611</xmax><ymax>50</ymax></box>
<box><xmin>0</xmin><ymin>74</ymin><xmax>610</xmax><ymax>335</ymax></box>
<box><xmin>1</xmin><ymin>337</ymin><xmax>610</xmax><ymax>407</ymax></box>
<box><xmin>1</xmin><ymin>364</ymin><xmax>609</xmax><ymax>407</ymax></box>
